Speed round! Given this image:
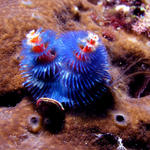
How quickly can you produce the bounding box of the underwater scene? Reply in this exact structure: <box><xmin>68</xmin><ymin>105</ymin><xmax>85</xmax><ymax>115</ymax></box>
<box><xmin>1</xmin><ymin>0</ymin><xmax>150</xmax><ymax>149</ymax></box>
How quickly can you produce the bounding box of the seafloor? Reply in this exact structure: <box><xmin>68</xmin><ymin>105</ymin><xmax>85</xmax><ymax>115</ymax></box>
<box><xmin>1</xmin><ymin>0</ymin><xmax>150</xmax><ymax>149</ymax></box>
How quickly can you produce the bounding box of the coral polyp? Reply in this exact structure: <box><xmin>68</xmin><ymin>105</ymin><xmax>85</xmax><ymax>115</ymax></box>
<box><xmin>20</xmin><ymin>29</ymin><xmax>111</xmax><ymax>107</ymax></box>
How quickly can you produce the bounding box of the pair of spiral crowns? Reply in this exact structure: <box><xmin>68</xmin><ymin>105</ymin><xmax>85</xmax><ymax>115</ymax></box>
<box><xmin>20</xmin><ymin>28</ymin><xmax>111</xmax><ymax>107</ymax></box>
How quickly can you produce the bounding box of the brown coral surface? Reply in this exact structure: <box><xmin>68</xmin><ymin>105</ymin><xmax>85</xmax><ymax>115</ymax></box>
<box><xmin>1</xmin><ymin>0</ymin><xmax>150</xmax><ymax>149</ymax></box>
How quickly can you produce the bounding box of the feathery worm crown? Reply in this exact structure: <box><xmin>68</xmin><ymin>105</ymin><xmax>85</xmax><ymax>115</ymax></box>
<box><xmin>20</xmin><ymin>29</ymin><xmax>111</xmax><ymax>107</ymax></box>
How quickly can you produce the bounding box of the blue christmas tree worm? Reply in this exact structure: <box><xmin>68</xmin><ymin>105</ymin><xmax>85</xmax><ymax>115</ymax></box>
<box><xmin>20</xmin><ymin>29</ymin><xmax>111</xmax><ymax>108</ymax></box>
<box><xmin>20</xmin><ymin>28</ymin><xmax>61</xmax><ymax>99</ymax></box>
<box><xmin>56</xmin><ymin>31</ymin><xmax>111</xmax><ymax>106</ymax></box>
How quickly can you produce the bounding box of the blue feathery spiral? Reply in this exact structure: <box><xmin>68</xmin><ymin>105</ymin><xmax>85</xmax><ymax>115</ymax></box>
<box><xmin>20</xmin><ymin>29</ymin><xmax>111</xmax><ymax>107</ymax></box>
<box><xmin>55</xmin><ymin>31</ymin><xmax>111</xmax><ymax>106</ymax></box>
<box><xmin>20</xmin><ymin>28</ymin><xmax>61</xmax><ymax>99</ymax></box>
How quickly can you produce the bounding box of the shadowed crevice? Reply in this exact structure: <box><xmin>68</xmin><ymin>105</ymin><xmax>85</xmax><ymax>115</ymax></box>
<box><xmin>0</xmin><ymin>88</ymin><xmax>28</xmax><ymax>107</ymax></box>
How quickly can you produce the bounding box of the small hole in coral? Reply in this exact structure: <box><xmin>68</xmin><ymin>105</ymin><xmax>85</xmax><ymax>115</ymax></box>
<box><xmin>116</xmin><ymin>115</ymin><xmax>125</xmax><ymax>122</ymax></box>
<box><xmin>27</xmin><ymin>115</ymin><xmax>42</xmax><ymax>133</ymax></box>
<box><xmin>113</xmin><ymin>113</ymin><xmax>127</xmax><ymax>127</ymax></box>
<box><xmin>30</xmin><ymin>116</ymin><xmax>38</xmax><ymax>124</ymax></box>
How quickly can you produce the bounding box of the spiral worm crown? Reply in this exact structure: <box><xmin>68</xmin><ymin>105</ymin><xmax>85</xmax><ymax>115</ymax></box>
<box><xmin>20</xmin><ymin>29</ymin><xmax>111</xmax><ymax>107</ymax></box>
<box><xmin>56</xmin><ymin>31</ymin><xmax>111</xmax><ymax>106</ymax></box>
<box><xmin>20</xmin><ymin>28</ymin><xmax>61</xmax><ymax>99</ymax></box>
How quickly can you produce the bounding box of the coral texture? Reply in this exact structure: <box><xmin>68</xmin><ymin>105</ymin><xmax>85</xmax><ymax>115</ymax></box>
<box><xmin>1</xmin><ymin>0</ymin><xmax>150</xmax><ymax>149</ymax></box>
